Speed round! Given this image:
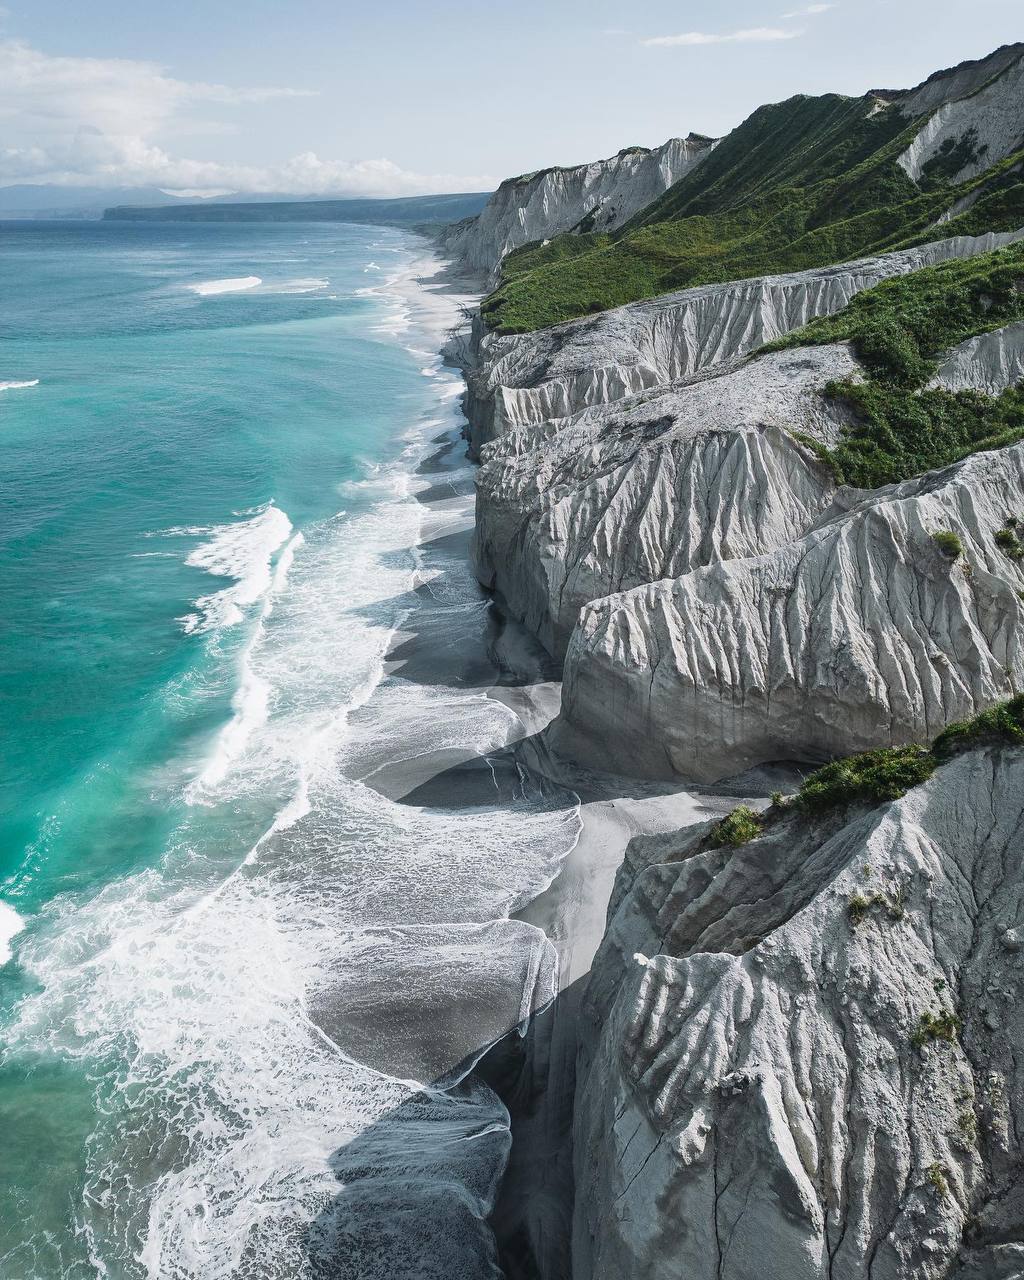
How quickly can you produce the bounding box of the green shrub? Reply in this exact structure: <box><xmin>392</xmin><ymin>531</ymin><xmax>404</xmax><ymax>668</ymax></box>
<box><xmin>709</xmin><ymin>805</ymin><xmax>764</xmax><ymax>847</ymax></box>
<box><xmin>848</xmin><ymin>883</ymin><xmax>906</xmax><ymax>926</ymax></box>
<box><xmin>796</xmin><ymin>746</ymin><xmax>936</xmax><ymax>814</ymax></box>
<box><xmin>926</xmin><ymin>1163</ymin><xmax>950</xmax><ymax>1196</ymax></box>
<box><xmin>958</xmin><ymin>1110</ymin><xmax>979</xmax><ymax>1145</ymax></box>
<box><xmin>932</xmin><ymin>530</ymin><xmax>964</xmax><ymax>560</ymax></box>
<box><xmin>932</xmin><ymin>695</ymin><xmax>1024</xmax><ymax>759</ymax></box>
<box><xmin>995</xmin><ymin>526</ymin><xmax>1024</xmax><ymax>559</ymax></box>
<box><xmin>763</xmin><ymin>242</ymin><xmax>1024</xmax><ymax>486</ymax></box>
<box><xmin>912</xmin><ymin>1009</ymin><xmax>962</xmax><ymax>1047</ymax></box>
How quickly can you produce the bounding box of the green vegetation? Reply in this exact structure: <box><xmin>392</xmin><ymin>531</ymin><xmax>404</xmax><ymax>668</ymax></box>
<box><xmin>995</xmin><ymin>526</ymin><xmax>1024</xmax><ymax>558</ymax></box>
<box><xmin>767</xmin><ymin>241</ymin><xmax>1024</xmax><ymax>486</ymax></box>
<box><xmin>795</xmin><ymin>698</ymin><xmax>1024</xmax><ymax>819</ymax></box>
<box><xmin>958</xmin><ymin>1110</ymin><xmax>979</xmax><ymax>1145</ymax></box>
<box><xmin>796</xmin><ymin>746</ymin><xmax>937</xmax><ymax>814</ymax></box>
<box><xmin>926</xmin><ymin>1163</ymin><xmax>951</xmax><ymax>1196</ymax></box>
<box><xmin>818</xmin><ymin>383</ymin><xmax>1024</xmax><ymax>488</ymax></box>
<box><xmin>932</xmin><ymin>530</ymin><xmax>964</xmax><ymax>559</ymax></box>
<box><xmin>913</xmin><ymin>1010</ymin><xmax>962</xmax><ymax>1047</ymax></box>
<box><xmin>709</xmin><ymin>805</ymin><xmax>764</xmax><ymax>847</ymax></box>
<box><xmin>771</xmin><ymin>241</ymin><xmax>1024</xmax><ymax>383</ymax></box>
<box><xmin>848</xmin><ymin>886</ymin><xmax>906</xmax><ymax>926</ymax></box>
<box><xmin>479</xmin><ymin>76</ymin><xmax>1024</xmax><ymax>333</ymax></box>
<box><xmin>932</xmin><ymin>694</ymin><xmax>1024</xmax><ymax>759</ymax></box>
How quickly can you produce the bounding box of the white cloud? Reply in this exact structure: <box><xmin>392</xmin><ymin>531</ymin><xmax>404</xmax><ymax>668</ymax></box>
<box><xmin>780</xmin><ymin>3</ymin><xmax>835</xmax><ymax>16</ymax></box>
<box><xmin>0</xmin><ymin>39</ymin><xmax>493</xmax><ymax>196</ymax></box>
<box><xmin>643</xmin><ymin>26</ymin><xmax>803</xmax><ymax>47</ymax></box>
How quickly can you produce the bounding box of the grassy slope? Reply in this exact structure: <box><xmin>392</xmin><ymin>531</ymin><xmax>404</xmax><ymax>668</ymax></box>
<box><xmin>766</xmin><ymin>241</ymin><xmax>1024</xmax><ymax>486</ymax></box>
<box><xmin>481</xmin><ymin>87</ymin><xmax>1024</xmax><ymax>334</ymax></box>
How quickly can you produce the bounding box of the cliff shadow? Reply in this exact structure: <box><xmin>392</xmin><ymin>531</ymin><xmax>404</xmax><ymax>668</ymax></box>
<box><xmin>301</xmin><ymin>972</ymin><xmax>589</xmax><ymax>1280</ymax></box>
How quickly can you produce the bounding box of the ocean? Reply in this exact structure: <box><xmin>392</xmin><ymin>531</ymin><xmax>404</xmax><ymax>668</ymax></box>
<box><xmin>0</xmin><ymin>220</ymin><xmax>578</xmax><ymax>1278</ymax></box>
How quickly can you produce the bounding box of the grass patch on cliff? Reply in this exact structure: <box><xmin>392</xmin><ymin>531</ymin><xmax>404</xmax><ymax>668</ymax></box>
<box><xmin>796</xmin><ymin>746</ymin><xmax>937</xmax><ymax>814</ymax></box>
<box><xmin>767</xmin><ymin>240</ymin><xmax>1024</xmax><ymax>486</ymax></box>
<box><xmin>709</xmin><ymin>805</ymin><xmax>764</xmax><ymax>847</ymax></box>
<box><xmin>932</xmin><ymin>694</ymin><xmax>1024</xmax><ymax>759</ymax></box>
<box><xmin>795</xmin><ymin>697</ymin><xmax>1024</xmax><ymax>817</ymax></box>
<box><xmin>932</xmin><ymin>530</ymin><xmax>964</xmax><ymax>559</ymax></box>
<box><xmin>913</xmin><ymin>1010</ymin><xmax>962</xmax><ymax>1048</ymax></box>
<box><xmin>819</xmin><ymin>382</ymin><xmax>1024</xmax><ymax>487</ymax></box>
<box><xmin>769</xmin><ymin>240</ymin><xmax>1024</xmax><ymax>382</ymax></box>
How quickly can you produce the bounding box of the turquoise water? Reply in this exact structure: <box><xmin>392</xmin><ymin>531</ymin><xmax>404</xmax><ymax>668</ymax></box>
<box><xmin>0</xmin><ymin>221</ymin><xmax>578</xmax><ymax>1278</ymax></box>
<box><xmin>1</xmin><ymin>222</ymin><xmax>427</xmax><ymax>900</ymax></box>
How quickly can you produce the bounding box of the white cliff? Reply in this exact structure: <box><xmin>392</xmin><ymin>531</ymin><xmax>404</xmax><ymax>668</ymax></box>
<box><xmin>897</xmin><ymin>49</ymin><xmax>1024</xmax><ymax>185</ymax></box>
<box><xmin>472</xmin><ymin>344</ymin><xmax>857</xmax><ymax>658</ymax></box>
<box><xmin>439</xmin><ymin>136</ymin><xmax>715</xmax><ymax>284</ymax></box>
<box><xmin>464</xmin><ymin>229</ymin><xmax>1024</xmax><ymax>457</ymax></box>
<box><xmin>573</xmin><ymin>742</ymin><xmax>1024</xmax><ymax>1280</ymax></box>
<box><xmin>555</xmin><ymin>442</ymin><xmax>1024</xmax><ymax>782</ymax></box>
<box><xmin>930</xmin><ymin>321</ymin><xmax>1024</xmax><ymax>394</ymax></box>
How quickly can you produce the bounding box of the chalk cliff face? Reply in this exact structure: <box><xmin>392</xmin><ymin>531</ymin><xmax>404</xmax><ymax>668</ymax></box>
<box><xmin>472</xmin><ymin>344</ymin><xmax>856</xmax><ymax>658</ymax></box>
<box><xmin>929</xmin><ymin>320</ymin><xmax>1024</xmax><ymax>394</ymax></box>
<box><xmin>441</xmin><ymin>46</ymin><xmax>1024</xmax><ymax>1280</ymax></box>
<box><xmin>573</xmin><ymin>744</ymin><xmax>1024</xmax><ymax>1280</ymax></box>
<box><xmin>463</xmin><ymin>230</ymin><xmax>1024</xmax><ymax>458</ymax></box>
<box><xmin>440</xmin><ymin>136</ymin><xmax>715</xmax><ymax>284</ymax></box>
<box><xmin>556</xmin><ymin>441</ymin><xmax>1024</xmax><ymax>780</ymax></box>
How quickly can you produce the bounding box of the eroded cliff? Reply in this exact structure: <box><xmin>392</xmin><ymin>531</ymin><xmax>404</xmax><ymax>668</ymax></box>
<box><xmin>440</xmin><ymin>136</ymin><xmax>715</xmax><ymax>285</ymax></box>
<box><xmin>573</xmin><ymin>738</ymin><xmax>1024</xmax><ymax>1279</ymax></box>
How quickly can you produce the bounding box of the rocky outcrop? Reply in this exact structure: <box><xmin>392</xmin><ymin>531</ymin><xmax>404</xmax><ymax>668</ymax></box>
<box><xmin>572</xmin><ymin>743</ymin><xmax>1024</xmax><ymax>1279</ymax></box>
<box><xmin>439</xmin><ymin>137</ymin><xmax>715</xmax><ymax>284</ymax></box>
<box><xmin>556</xmin><ymin>443</ymin><xmax>1024</xmax><ymax>781</ymax></box>
<box><xmin>472</xmin><ymin>345</ymin><xmax>857</xmax><ymax>658</ymax></box>
<box><xmin>897</xmin><ymin>49</ymin><xmax>1024</xmax><ymax>187</ymax></box>
<box><xmin>464</xmin><ymin>229</ymin><xmax>1024</xmax><ymax>457</ymax></box>
<box><xmin>930</xmin><ymin>321</ymin><xmax>1024</xmax><ymax>394</ymax></box>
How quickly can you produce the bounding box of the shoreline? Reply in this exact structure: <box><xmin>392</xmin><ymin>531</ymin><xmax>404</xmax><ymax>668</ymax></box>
<box><xmin>388</xmin><ymin>236</ymin><xmax>766</xmax><ymax>987</ymax></box>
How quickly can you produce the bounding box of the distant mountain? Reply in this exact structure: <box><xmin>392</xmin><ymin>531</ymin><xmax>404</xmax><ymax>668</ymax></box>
<box><xmin>102</xmin><ymin>192</ymin><xmax>493</xmax><ymax>228</ymax></box>
<box><xmin>0</xmin><ymin>185</ymin><xmax>189</xmax><ymax>219</ymax></box>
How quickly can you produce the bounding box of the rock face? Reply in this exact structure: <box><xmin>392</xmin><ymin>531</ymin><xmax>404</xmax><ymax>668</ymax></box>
<box><xmin>930</xmin><ymin>321</ymin><xmax>1024</xmax><ymax>394</ymax></box>
<box><xmin>897</xmin><ymin>48</ymin><xmax>1024</xmax><ymax>184</ymax></box>
<box><xmin>439</xmin><ymin>137</ymin><xmax>715</xmax><ymax>284</ymax></box>
<box><xmin>463</xmin><ymin>229</ymin><xmax>1024</xmax><ymax>457</ymax></box>
<box><xmin>573</xmin><ymin>744</ymin><xmax>1024</xmax><ymax>1280</ymax></box>
<box><xmin>557</xmin><ymin>442</ymin><xmax>1024</xmax><ymax>781</ymax></box>
<box><xmin>894</xmin><ymin>42</ymin><xmax>1024</xmax><ymax>118</ymax></box>
<box><xmin>472</xmin><ymin>345</ymin><xmax>857</xmax><ymax>658</ymax></box>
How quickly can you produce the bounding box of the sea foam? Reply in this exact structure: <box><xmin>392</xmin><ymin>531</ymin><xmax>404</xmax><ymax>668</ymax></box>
<box><xmin>0</xmin><ymin>379</ymin><xmax>39</xmax><ymax>391</ymax></box>
<box><xmin>173</xmin><ymin>502</ymin><xmax>294</xmax><ymax>635</ymax></box>
<box><xmin>187</xmin><ymin>276</ymin><xmax>262</xmax><ymax>296</ymax></box>
<box><xmin>0</xmin><ymin>900</ymin><xmax>26</xmax><ymax>964</ymax></box>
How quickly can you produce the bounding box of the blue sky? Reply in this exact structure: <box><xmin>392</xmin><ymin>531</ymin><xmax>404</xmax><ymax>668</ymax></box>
<box><xmin>2</xmin><ymin>0</ymin><xmax>1021</xmax><ymax>195</ymax></box>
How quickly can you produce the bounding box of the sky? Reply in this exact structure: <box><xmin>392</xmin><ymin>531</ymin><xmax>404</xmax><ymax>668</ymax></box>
<box><xmin>1</xmin><ymin>0</ymin><xmax>1021</xmax><ymax>197</ymax></box>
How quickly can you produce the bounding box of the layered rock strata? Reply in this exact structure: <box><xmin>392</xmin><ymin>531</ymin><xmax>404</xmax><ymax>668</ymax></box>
<box><xmin>472</xmin><ymin>344</ymin><xmax>857</xmax><ymax>658</ymax></box>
